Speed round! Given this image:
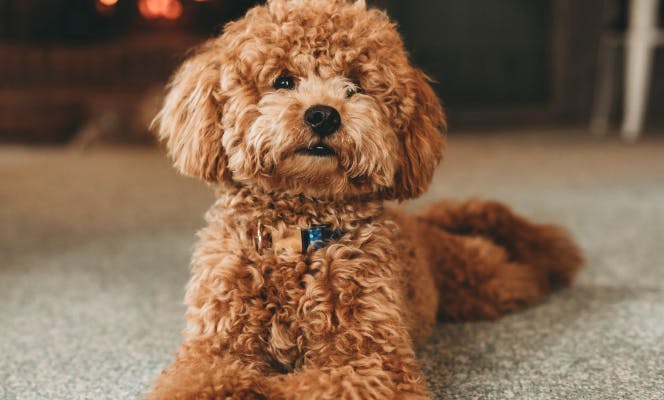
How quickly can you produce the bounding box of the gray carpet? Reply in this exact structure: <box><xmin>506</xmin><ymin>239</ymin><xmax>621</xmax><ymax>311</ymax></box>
<box><xmin>2</xmin><ymin>131</ymin><xmax>663</xmax><ymax>400</ymax></box>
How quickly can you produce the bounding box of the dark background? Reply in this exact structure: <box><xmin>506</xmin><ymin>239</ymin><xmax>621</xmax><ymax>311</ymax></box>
<box><xmin>1</xmin><ymin>0</ymin><xmax>662</xmax><ymax>143</ymax></box>
<box><xmin>378</xmin><ymin>0</ymin><xmax>664</xmax><ymax>127</ymax></box>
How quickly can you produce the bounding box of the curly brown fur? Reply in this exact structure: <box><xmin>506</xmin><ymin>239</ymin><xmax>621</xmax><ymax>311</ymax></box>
<box><xmin>147</xmin><ymin>1</ymin><xmax>583</xmax><ymax>399</ymax></box>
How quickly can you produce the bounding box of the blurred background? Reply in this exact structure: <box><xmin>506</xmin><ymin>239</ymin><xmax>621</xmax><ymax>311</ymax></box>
<box><xmin>2</xmin><ymin>1</ymin><xmax>663</xmax><ymax>400</ymax></box>
<box><xmin>1</xmin><ymin>0</ymin><xmax>663</xmax><ymax>143</ymax></box>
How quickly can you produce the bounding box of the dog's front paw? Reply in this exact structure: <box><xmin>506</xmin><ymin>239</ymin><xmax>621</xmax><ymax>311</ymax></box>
<box><xmin>209</xmin><ymin>374</ymin><xmax>271</xmax><ymax>400</ymax></box>
<box><xmin>147</xmin><ymin>383</ymin><xmax>269</xmax><ymax>400</ymax></box>
<box><xmin>146</xmin><ymin>359</ymin><xmax>270</xmax><ymax>400</ymax></box>
<box><xmin>217</xmin><ymin>388</ymin><xmax>268</xmax><ymax>400</ymax></box>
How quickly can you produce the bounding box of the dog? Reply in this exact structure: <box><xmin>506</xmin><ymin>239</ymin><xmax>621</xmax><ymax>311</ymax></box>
<box><xmin>147</xmin><ymin>1</ymin><xmax>583</xmax><ymax>399</ymax></box>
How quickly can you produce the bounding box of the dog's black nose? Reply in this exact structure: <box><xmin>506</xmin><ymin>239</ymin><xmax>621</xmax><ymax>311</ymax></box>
<box><xmin>304</xmin><ymin>105</ymin><xmax>341</xmax><ymax>137</ymax></box>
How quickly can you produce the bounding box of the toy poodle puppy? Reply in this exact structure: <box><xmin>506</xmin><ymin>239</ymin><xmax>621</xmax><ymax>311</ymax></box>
<box><xmin>147</xmin><ymin>1</ymin><xmax>583</xmax><ymax>399</ymax></box>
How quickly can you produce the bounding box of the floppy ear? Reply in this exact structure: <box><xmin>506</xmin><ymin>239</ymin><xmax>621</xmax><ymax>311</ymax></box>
<box><xmin>154</xmin><ymin>40</ymin><xmax>227</xmax><ymax>182</ymax></box>
<box><xmin>393</xmin><ymin>69</ymin><xmax>446</xmax><ymax>200</ymax></box>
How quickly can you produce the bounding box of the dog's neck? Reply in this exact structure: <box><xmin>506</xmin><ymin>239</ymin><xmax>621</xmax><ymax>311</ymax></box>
<box><xmin>213</xmin><ymin>182</ymin><xmax>385</xmax><ymax>231</ymax></box>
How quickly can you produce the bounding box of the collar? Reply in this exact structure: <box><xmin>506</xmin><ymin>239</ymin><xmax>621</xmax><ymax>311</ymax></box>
<box><xmin>250</xmin><ymin>221</ymin><xmax>345</xmax><ymax>255</ymax></box>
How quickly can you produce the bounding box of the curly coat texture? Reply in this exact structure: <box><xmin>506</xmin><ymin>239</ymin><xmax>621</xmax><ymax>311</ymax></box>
<box><xmin>148</xmin><ymin>1</ymin><xmax>584</xmax><ymax>399</ymax></box>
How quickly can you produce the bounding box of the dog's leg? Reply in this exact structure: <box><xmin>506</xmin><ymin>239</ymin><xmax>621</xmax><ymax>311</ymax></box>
<box><xmin>418</xmin><ymin>199</ymin><xmax>584</xmax><ymax>289</ymax></box>
<box><xmin>415</xmin><ymin>199</ymin><xmax>583</xmax><ymax>321</ymax></box>
<box><xmin>263</xmin><ymin>352</ymin><xmax>431</xmax><ymax>400</ymax></box>
<box><xmin>145</xmin><ymin>340</ymin><xmax>269</xmax><ymax>400</ymax></box>
<box><xmin>261</xmin><ymin>287</ymin><xmax>430</xmax><ymax>399</ymax></box>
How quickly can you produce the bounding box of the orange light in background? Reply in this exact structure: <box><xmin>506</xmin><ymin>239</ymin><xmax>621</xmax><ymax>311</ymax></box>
<box><xmin>96</xmin><ymin>0</ymin><xmax>118</xmax><ymax>14</ymax></box>
<box><xmin>138</xmin><ymin>0</ymin><xmax>184</xmax><ymax>20</ymax></box>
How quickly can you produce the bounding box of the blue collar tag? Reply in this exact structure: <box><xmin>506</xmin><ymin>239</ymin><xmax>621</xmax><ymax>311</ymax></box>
<box><xmin>300</xmin><ymin>225</ymin><xmax>344</xmax><ymax>254</ymax></box>
<box><xmin>251</xmin><ymin>221</ymin><xmax>344</xmax><ymax>254</ymax></box>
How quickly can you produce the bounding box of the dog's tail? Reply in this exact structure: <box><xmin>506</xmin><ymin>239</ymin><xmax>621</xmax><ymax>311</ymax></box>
<box><xmin>414</xmin><ymin>199</ymin><xmax>584</xmax><ymax>320</ymax></box>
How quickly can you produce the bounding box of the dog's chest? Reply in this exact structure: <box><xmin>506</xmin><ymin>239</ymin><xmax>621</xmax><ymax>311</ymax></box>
<box><xmin>203</xmin><ymin>250</ymin><xmax>336</xmax><ymax>372</ymax></box>
<box><xmin>217</xmin><ymin>237</ymin><xmax>395</xmax><ymax>372</ymax></box>
<box><xmin>254</xmin><ymin>259</ymin><xmax>313</xmax><ymax>371</ymax></box>
<box><xmin>188</xmin><ymin>202</ymin><xmax>403</xmax><ymax>372</ymax></box>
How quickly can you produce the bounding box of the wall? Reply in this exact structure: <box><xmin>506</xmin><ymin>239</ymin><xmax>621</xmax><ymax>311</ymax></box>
<box><xmin>373</xmin><ymin>0</ymin><xmax>664</xmax><ymax>126</ymax></box>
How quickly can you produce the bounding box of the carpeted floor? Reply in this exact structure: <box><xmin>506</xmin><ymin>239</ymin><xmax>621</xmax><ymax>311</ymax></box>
<box><xmin>1</xmin><ymin>130</ymin><xmax>663</xmax><ymax>400</ymax></box>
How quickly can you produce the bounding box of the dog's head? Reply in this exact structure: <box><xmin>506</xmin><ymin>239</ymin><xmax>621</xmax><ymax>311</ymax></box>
<box><xmin>156</xmin><ymin>0</ymin><xmax>445</xmax><ymax>200</ymax></box>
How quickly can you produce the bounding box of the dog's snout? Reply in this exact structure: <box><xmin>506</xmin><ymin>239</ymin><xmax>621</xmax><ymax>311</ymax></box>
<box><xmin>304</xmin><ymin>105</ymin><xmax>341</xmax><ymax>137</ymax></box>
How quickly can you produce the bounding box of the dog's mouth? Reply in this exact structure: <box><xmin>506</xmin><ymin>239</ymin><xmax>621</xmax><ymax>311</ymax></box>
<box><xmin>296</xmin><ymin>143</ymin><xmax>336</xmax><ymax>157</ymax></box>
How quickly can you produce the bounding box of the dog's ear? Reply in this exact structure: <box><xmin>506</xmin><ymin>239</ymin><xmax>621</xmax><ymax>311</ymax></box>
<box><xmin>154</xmin><ymin>40</ymin><xmax>227</xmax><ymax>182</ymax></box>
<box><xmin>392</xmin><ymin>68</ymin><xmax>446</xmax><ymax>200</ymax></box>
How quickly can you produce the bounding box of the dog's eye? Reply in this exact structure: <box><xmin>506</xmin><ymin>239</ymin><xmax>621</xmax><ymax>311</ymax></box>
<box><xmin>273</xmin><ymin>76</ymin><xmax>295</xmax><ymax>90</ymax></box>
<box><xmin>346</xmin><ymin>83</ymin><xmax>362</xmax><ymax>98</ymax></box>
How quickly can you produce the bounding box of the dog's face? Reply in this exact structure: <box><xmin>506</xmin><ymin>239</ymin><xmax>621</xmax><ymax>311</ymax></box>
<box><xmin>157</xmin><ymin>0</ymin><xmax>445</xmax><ymax>200</ymax></box>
